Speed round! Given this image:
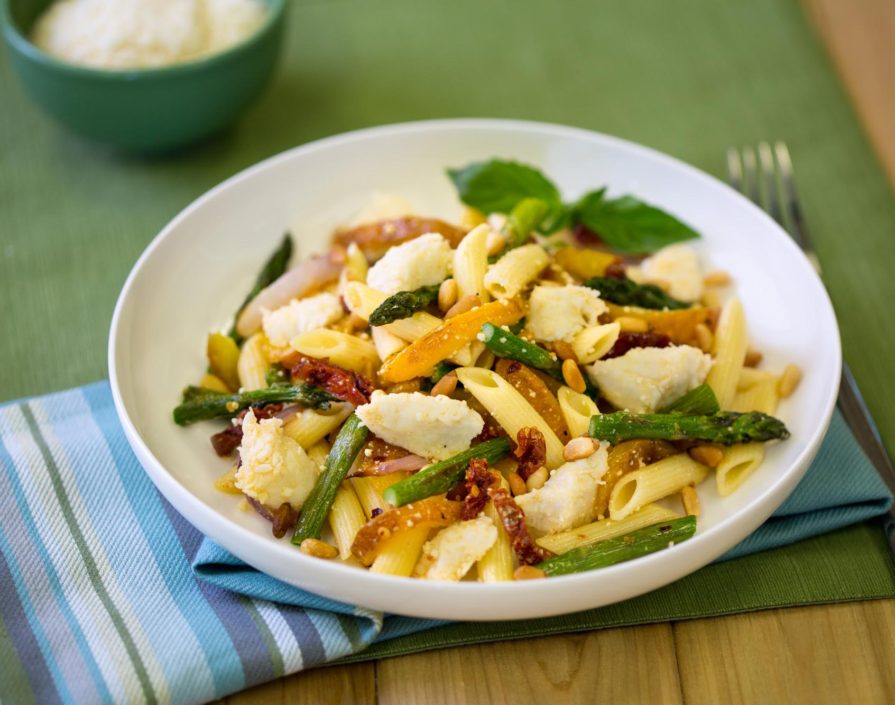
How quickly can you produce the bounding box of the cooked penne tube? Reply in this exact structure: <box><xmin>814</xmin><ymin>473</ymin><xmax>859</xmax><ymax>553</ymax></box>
<box><xmin>328</xmin><ymin>482</ymin><xmax>367</xmax><ymax>560</ymax></box>
<box><xmin>290</xmin><ymin>328</ymin><xmax>379</xmax><ymax>374</ymax></box>
<box><xmin>706</xmin><ymin>297</ymin><xmax>747</xmax><ymax>409</ymax></box>
<box><xmin>736</xmin><ymin>367</ymin><xmax>775</xmax><ymax>392</ymax></box>
<box><xmin>456</xmin><ymin>366</ymin><xmax>565</xmax><ymax>468</ymax></box>
<box><xmin>370</xmin><ymin>525</ymin><xmax>430</xmax><ymax>576</ymax></box>
<box><xmin>349</xmin><ymin>474</ymin><xmax>406</xmax><ymax>519</ymax></box>
<box><xmin>557</xmin><ymin>386</ymin><xmax>600</xmax><ymax>438</ymax></box>
<box><xmin>609</xmin><ymin>454</ymin><xmax>709</xmax><ymax>520</ymax></box>
<box><xmin>237</xmin><ymin>333</ymin><xmax>269</xmax><ymax>391</ymax></box>
<box><xmin>283</xmin><ymin>404</ymin><xmax>353</xmax><ymax>449</ymax></box>
<box><xmin>571</xmin><ymin>322</ymin><xmax>621</xmax><ymax>364</ymax></box>
<box><xmin>483</xmin><ymin>243</ymin><xmax>549</xmax><ymax>299</ymax></box>
<box><xmin>306</xmin><ymin>440</ymin><xmax>331</xmax><ymax>469</ymax></box>
<box><xmin>536</xmin><ymin>504</ymin><xmax>681</xmax><ymax>554</ymax></box>
<box><xmin>716</xmin><ymin>443</ymin><xmax>765</xmax><ymax>496</ymax></box>
<box><xmin>371</xmin><ymin>326</ymin><xmax>408</xmax><ymax>361</ymax></box>
<box><xmin>453</xmin><ymin>223</ymin><xmax>491</xmax><ymax>302</ymax></box>
<box><xmin>477</xmin><ymin>476</ymin><xmax>514</xmax><ymax>582</ymax></box>
<box><xmin>731</xmin><ymin>377</ymin><xmax>778</xmax><ymax>415</ymax></box>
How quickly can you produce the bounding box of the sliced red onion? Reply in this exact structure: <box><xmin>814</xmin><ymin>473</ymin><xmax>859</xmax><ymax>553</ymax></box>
<box><xmin>372</xmin><ymin>455</ymin><xmax>428</xmax><ymax>475</ymax></box>
<box><xmin>235</xmin><ymin>252</ymin><xmax>342</xmax><ymax>338</ymax></box>
<box><xmin>273</xmin><ymin>404</ymin><xmax>301</xmax><ymax>423</ymax></box>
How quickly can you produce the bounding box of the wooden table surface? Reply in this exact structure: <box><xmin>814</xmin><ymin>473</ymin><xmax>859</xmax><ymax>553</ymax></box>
<box><xmin>222</xmin><ymin>2</ymin><xmax>895</xmax><ymax>702</ymax></box>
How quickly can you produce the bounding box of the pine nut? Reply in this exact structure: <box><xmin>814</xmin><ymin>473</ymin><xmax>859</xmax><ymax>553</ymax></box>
<box><xmin>430</xmin><ymin>371</ymin><xmax>458</xmax><ymax>397</ymax></box>
<box><xmin>689</xmin><ymin>444</ymin><xmax>724</xmax><ymax>468</ymax></box>
<box><xmin>777</xmin><ymin>363</ymin><xmax>802</xmax><ymax>398</ymax></box>
<box><xmin>526</xmin><ymin>466</ymin><xmax>549</xmax><ymax>492</ymax></box>
<box><xmin>299</xmin><ymin>538</ymin><xmax>339</xmax><ymax>559</ymax></box>
<box><xmin>615</xmin><ymin>316</ymin><xmax>649</xmax><ymax>333</ymax></box>
<box><xmin>552</xmin><ymin>340</ymin><xmax>578</xmax><ymax>363</ymax></box>
<box><xmin>438</xmin><ymin>278</ymin><xmax>458</xmax><ymax>313</ymax></box>
<box><xmin>704</xmin><ymin>271</ymin><xmax>731</xmax><ymax>287</ymax></box>
<box><xmin>681</xmin><ymin>485</ymin><xmax>700</xmax><ymax>517</ymax></box>
<box><xmin>695</xmin><ymin>323</ymin><xmax>713</xmax><ymax>352</ymax></box>
<box><xmin>563</xmin><ymin>437</ymin><xmax>600</xmax><ymax>461</ymax></box>
<box><xmin>513</xmin><ymin>565</ymin><xmax>546</xmax><ymax>580</ymax></box>
<box><xmin>508</xmin><ymin>471</ymin><xmax>527</xmax><ymax>496</ymax></box>
<box><xmin>561</xmin><ymin>358</ymin><xmax>587</xmax><ymax>394</ymax></box>
<box><xmin>445</xmin><ymin>294</ymin><xmax>480</xmax><ymax>319</ymax></box>
<box><xmin>486</xmin><ymin>231</ymin><xmax>507</xmax><ymax>256</ymax></box>
<box><xmin>744</xmin><ymin>349</ymin><xmax>763</xmax><ymax>367</ymax></box>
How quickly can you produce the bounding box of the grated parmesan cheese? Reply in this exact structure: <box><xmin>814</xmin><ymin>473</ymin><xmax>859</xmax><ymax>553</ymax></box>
<box><xmin>32</xmin><ymin>0</ymin><xmax>267</xmax><ymax>70</ymax></box>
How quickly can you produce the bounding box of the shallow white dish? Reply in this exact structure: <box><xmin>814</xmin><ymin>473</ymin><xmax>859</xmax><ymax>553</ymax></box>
<box><xmin>109</xmin><ymin>119</ymin><xmax>840</xmax><ymax>621</ymax></box>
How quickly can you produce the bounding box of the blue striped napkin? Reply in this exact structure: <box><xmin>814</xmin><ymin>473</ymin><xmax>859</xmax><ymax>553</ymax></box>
<box><xmin>0</xmin><ymin>382</ymin><xmax>890</xmax><ymax>705</ymax></box>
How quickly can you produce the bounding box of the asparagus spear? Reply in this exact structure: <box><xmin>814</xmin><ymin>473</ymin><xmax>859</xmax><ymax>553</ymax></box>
<box><xmin>588</xmin><ymin>411</ymin><xmax>790</xmax><ymax>445</ymax></box>
<box><xmin>583</xmin><ymin>276</ymin><xmax>689</xmax><ymax>310</ymax></box>
<box><xmin>479</xmin><ymin>323</ymin><xmax>563</xmax><ymax>380</ymax></box>
<box><xmin>368</xmin><ymin>284</ymin><xmax>441</xmax><ymax>326</ymax></box>
<box><xmin>537</xmin><ymin>516</ymin><xmax>697</xmax><ymax>576</ymax></box>
<box><xmin>660</xmin><ymin>383</ymin><xmax>720</xmax><ymax>415</ymax></box>
<box><xmin>228</xmin><ymin>234</ymin><xmax>293</xmax><ymax>343</ymax></box>
<box><xmin>173</xmin><ymin>384</ymin><xmax>333</xmax><ymax>425</ymax></box>
<box><xmin>292</xmin><ymin>414</ymin><xmax>369</xmax><ymax>544</ymax></box>
<box><xmin>503</xmin><ymin>197</ymin><xmax>551</xmax><ymax>250</ymax></box>
<box><xmin>383</xmin><ymin>437</ymin><xmax>512</xmax><ymax>507</ymax></box>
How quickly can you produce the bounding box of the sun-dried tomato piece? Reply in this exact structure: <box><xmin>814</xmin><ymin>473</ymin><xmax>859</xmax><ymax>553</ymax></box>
<box><xmin>291</xmin><ymin>356</ymin><xmax>373</xmax><ymax>406</ymax></box>
<box><xmin>513</xmin><ymin>427</ymin><xmax>547</xmax><ymax>481</ymax></box>
<box><xmin>246</xmin><ymin>496</ymin><xmax>299</xmax><ymax>538</ymax></box>
<box><xmin>603</xmin><ymin>331</ymin><xmax>672</xmax><ymax>359</ymax></box>
<box><xmin>488</xmin><ymin>488</ymin><xmax>552</xmax><ymax>565</ymax></box>
<box><xmin>210</xmin><ymin>403</ymin><xmax>285</xmax><ymax>457</ymax></box>
<box><xmin>459</xmin><ymin>458</ymin><xmax>499</xmax><ymax>520</ymax></box>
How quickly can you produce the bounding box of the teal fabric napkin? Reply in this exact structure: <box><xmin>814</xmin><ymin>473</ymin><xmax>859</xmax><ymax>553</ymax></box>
<box><xmin>0</xmin><ymin>382</ymin><xmax>890</xmax><ymax>705</ymax></box>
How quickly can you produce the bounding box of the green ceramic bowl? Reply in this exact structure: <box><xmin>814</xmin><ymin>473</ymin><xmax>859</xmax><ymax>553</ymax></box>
<box><xmin>1</xmin><ymin>0</ymin><xmax>285</xmax><ymax>153</ymax></box>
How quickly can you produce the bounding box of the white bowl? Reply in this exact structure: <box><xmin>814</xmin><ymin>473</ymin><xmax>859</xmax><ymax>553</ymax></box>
<box><xmin>109</xmin><ymin>119</ymin><xmax>840</xmax><ymax>621</ymax></box>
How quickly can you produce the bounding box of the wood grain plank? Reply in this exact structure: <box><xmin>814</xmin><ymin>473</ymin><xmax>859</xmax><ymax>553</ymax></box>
<box><xmin>377</xmin><ymin>624</ymin><xmax>683</xmax><ymax>705</ymax></box>
<box><xmin>216</xmin><ymin>662</ymin><xmax>376</xmax><ymax>705</ymax></box>
<box><xmin>674</xmin><ymin>599</ymin><xmax>895</xmax><ymax>705</ymax></box>
<box><xmin>804</xmin><ymin>0</ymin><xmax>895</xmax><ymax>190</ymax></box>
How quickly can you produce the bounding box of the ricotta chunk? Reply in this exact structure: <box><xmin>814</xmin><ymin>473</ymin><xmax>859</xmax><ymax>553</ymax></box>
<box><xmin>261</xmin><ymin>292</ymin><xmax>344</xmax><ymax>348</ymax></box>
<box><xmin>587</xmin><ymin>345</ymin><xmax>711</xmax><ymax>413</ymax></box>
<box><xmin>627</xmin><ymin>243</ymin><xmax>703</xmax><ymax>303</ymax></box>
<box><xmin>365</xmin><ymin>233</ymin><xmax>453</xmax><ymax>295</ymax></box>
<box><xmin>414</xmin><ymin>516</ymin><xmax>497</xmax><ymax>581</ymax></box>
<box><xmin>516</xmin><ymin>445</ymin><xmax>608</xmax><ymax>535</ymax></box>
<box><xmin>526</xmin><ymin>285</ymin><xmax>607</xmax><ymax>343</ymax></box>
<box><xmin>355</xmin><ymin>391</ymin><xmax>484</xmax><ymax>461</ymax></box>
<box><xmin>235</xmin><ymin>410</ymin><xmax>319</xmax><ymax>510</ymax></box>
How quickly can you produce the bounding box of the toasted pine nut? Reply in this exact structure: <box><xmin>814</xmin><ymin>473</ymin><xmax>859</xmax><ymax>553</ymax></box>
<box><xmin>695</xmin><ymin>323</ymin><xmax>713</xmax><ymax>352</ymax></box>
<box><xmin>526</xmin><ymin>466</ymin><xmax>549</xmax><ymax>492</ymax></box>
<box><xmin>777</xmin><ymin>363</ymin><xmax>802</xmax><ymax>398</ymax></box>
<box><xmin>486</xmin><ymin>231</ymin><xmax>507</xmax><ymax>256</ymax></box>
<box><xmin>561</xmin><ymin>358</ymin><xmax>586</xmax><ymax>394</ymax></box>
<box><xmin>508</xmin><ymin>471</ymin><xmax>527</xmax><ymax>496</ymax></box>
<box><xmin>615</xmin><ymin>316</ymin><xmax>649</xmax><ymax>333</ymax></box>
<box><xmin>681</xmin><ymin>485</ymin><xmax>700</xmax><ymax>517</ymax></box>
<box><xmin>299</xmin><ymin>538</ymin><xmax>339</xmax><ymax>559</ymax></box>
<box><xmin>438</xmin><ymin>278</ymin><xmax>458</xmax><ymax>313</ymax></box>
<box><xmin>552</xmin><ymin>340</ymin><xmax>578</xmax><ymax>363</ymax></box>
<box><xmin>689</xmin><ymin>444</ymin><xmax>724</xmax><ymax>468</ymax></box>
<box><xmin>514</xmin><ymin>565</ymin><xmax>546</xmax><ymax>580</ymax></box>
<box><xmin>744</xmin><ymin>349</ymin><xmax>763</xmax><ymax>368</ymax></box>
<box><xmin>445</xmin><ymin>294</ymin><xmax>480</xmax><ymax>319</ymax></box>
<box><xmin>563</xmin><ymin>437</ymin><xmax>600</xmax><ymax>462</ymax></box>
<box><xmin>430</xmin><ymin>371</ymin><xmax>458</xmax><ymax>397</ymax></box>
<box><xmin>704</xmin><ymin>271</ymin><xmax>732</xmax><ymax>287</ymax></box>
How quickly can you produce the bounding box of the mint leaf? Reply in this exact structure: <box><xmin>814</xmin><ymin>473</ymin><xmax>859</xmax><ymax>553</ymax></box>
<box><xmin>447</xmin><ymin>160</ymin><xmax>562</xmax><ymax>215</ymax></box>
<box><xmin>574</xmin><ymin>191</ymin><xmax>699</xmax><ymax>254</ymax></box>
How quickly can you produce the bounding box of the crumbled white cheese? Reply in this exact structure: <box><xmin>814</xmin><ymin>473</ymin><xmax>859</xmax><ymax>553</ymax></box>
<box><xmin>365</xmin><ymin>233</ymin><xmax>453</xmax><ymax>295</ymax></box>
<box><xmin>627</xmin><ymin>244</ymin><xmax>703</xmax><ymax>303</ymax></box>
<box><xmin>414</xmin><ymin>516</ymin><xmax>497</xmax><ymax>581</ymax></box>
<box><xmin>587</xmin><ymin>345</ymin><xmax>711</xmax><ymax>412</ymax></box>
<box><xmin>235</xmin><ymin>410</ymin><xmax>319</xmax><ymax>510</ymax></box>
<box><xmin>515</xmin><ymin>445</ymin><xmax>608</xmax><ymax>535</ymax></box>
<box><xmin>261</xmin><ymin>292</ymin><xmax>344</xmax><ymax>348</ymax></box>
<box><xmin>526</xmin><ymin>285</ymin><xmax>607</xmax><ymax>342</ymax></box>
<box><xmin>355</xmin><ymin>391</ymin><xmax>483</xmax><ymax>461</ymax></box>
<box><xmin>32</xmin><ymin>0</ymin><xmax>267</xmax><ymax>70</ymax></box>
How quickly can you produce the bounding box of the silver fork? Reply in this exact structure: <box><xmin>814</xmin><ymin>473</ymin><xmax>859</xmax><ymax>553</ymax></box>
<box><xmin>727</xmin><ymin>142</ymin><xmax>895</xmax><ymax>556</ymax></box>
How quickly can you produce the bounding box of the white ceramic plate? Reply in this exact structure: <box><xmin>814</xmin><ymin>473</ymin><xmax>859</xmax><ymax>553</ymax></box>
<box><xmin>109</xmin><ymin>119</ymin><xmax>840</xmax><ymax>621</ymax></box>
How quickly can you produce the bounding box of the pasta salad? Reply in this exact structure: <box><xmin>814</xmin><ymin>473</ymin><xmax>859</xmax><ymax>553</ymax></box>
<box><xmin>173</xmin><ymin>159</ymin><xmax>796</xmax><ymax>581</ymax></box>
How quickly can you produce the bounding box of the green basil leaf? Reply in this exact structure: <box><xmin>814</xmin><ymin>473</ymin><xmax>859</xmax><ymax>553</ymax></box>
<box><xmin>447</xmin><ymin>160</ymin><xmax>562</xmax><ymax>215</ymax></box>
<box><xmin>574</xmin><ymin>191</ymin><xmax>699</xmax><ymax>254</ymax></box>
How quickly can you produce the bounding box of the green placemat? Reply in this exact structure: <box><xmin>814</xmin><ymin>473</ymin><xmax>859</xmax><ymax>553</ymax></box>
<box><xmin>2</xmin><ymin>0</ymin><xmax>894</xmax><ymax>633</ymax></box>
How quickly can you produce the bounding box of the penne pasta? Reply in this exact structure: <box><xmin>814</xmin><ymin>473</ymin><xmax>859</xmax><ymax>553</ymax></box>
<box><xmin>290</xmin><ymin>328</ymin><xmax>379</xmax><ymax>374</ymax></box>
<box><xmin>731</xmin><ymin>377</ymin><xmax>779</xmax><ymax>415</ymax></box>
<box><xmin>306</xmin><ymin>440</ymin><xmax>331</xmax><ymax>469</ymax></box>
<box><xmin>716</xmin><ymin>443</ymin><xmax>765</xmax><ymax>496</ymax></box>
<box><xmin>477</xmin><ymin>496</ymin><xmax>515</xmax><ymax>582</ymax></box>
<box><xmin>495</xmin><ymin>358</ymin><xmax>570</xmax><ymax>442</ymax></box>
<box><xmin>483</xmin><ymin>243</ymin><xmax>549</xmax><ymax>299</ymax></box>
<box><xmin>349</xmin><ymin>474</ymin><xmax>406</xmax><ymax>519</ymax></box>
<box><xmin>453</xmin><ymin>223</ymin><xmax>491</xmax><ymax>302</ymax></box>
<box><xmin>571</xmin><ymin>322</ymin><xmax>621</xmax><ymax>364</ymax></box>
<box><xmin>609</xmin><ymin>454</ymin><xmax>709</xmax><ymax>520</ymax></box>
<box><xmin>706</xmin><ymin>297</ymin><xmax>748</xmax><ymax>409</ymax></box>
<box><xmin>736</xmin><ymin>367</ymin><xmax>775</xmax><ymax>392</ymax></box>
<box><xmin>283</xmin><ymin>404</ymin><xmax>353</xmax><ymax>450</ymax></box>
<box><xmin>328</xmin><ymin>482</ymin><xmax>367</xmax><ymax>560</ymax></box>
<box><xmin>371</xmin><ymin>326</ymin><xmax>408</xmax><ymax>361</ymax></box>
<box><xmin>237</xmin><ymin>333</ymin><xmax>269</xmax><ymax>391</ymax></box>
<box><xmin>456</xmin><ymin>366</ymin><xmax>565</xmax><ymax>468</ymax></box>
<box><xmin>537</xmin><ymin>504</ymin><xmax>681</xmax><ymax>554</ymax></box>
<box><xmin>370</xmin><ymin>525</ymin><xmax>430</xmax><ymax>576</ymax></box>
<box><xmin>557</xmin><ymin>385</ymin><xmax>600</xmax><ymax>438</ymax></box>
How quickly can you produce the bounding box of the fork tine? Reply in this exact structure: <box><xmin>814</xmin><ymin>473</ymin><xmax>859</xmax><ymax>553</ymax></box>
<box><xmin>726</xmin><ymin>147</ymin><xmax>743</xmax><ymax>191</ymax></box>
<box><xmin>758</xmin><ymin>142</ymin><xmax>783</xmax><ymax>225</ymax></box>
<box><xmin>741</xmin><ymin>145</ymin><xmax>761</xmax><ymax>205</ymax></box>
<box><xmin>774</xmin><ymin>141</ymin><xmax>822</xmax><ymax>273</ymax></box>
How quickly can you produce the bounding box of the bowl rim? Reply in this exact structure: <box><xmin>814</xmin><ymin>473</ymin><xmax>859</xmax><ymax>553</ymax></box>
<box><xmin>108</xmin><ymin>118</ymin><xmax>841</xmax><ymax>620</ymax></box>
<box><xmin>1</xmin><ymin>0</ymin><xmax>285</xmax><ymax>79</ymax></box>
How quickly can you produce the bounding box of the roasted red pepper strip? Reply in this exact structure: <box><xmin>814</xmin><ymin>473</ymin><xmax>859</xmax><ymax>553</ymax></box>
<box><xmin>291</xmin><ymin>356</ymin><xmax>373</xmax><ymax>406</ymax></box>
<box><xmin>513</xmin><ymin>427</ymin><xmax>547</xmax><ymax>481</ymax></box>
<box><xmin>488</xmin><ymin>487</ymin><xmax>552</xmax><ymax>565</ymax></box>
